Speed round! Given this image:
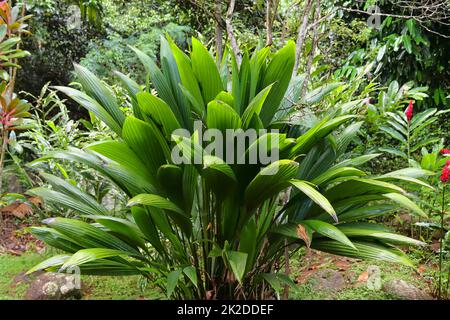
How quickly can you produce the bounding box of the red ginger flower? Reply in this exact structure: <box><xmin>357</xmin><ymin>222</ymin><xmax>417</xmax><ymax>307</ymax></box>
<box><xmin>405</xmin><ymin>100</ymin><xmax>414</xmax><ymax>122</ymax></box>
<box><xmin>441</xmin><ymin>161</ymin><xmax>450</xmax><ymax>183</ymax></box>
<box><xmin>440</xmin><ymin>149</ymin><xmax>450</xmax><ymax>155</ymax></box>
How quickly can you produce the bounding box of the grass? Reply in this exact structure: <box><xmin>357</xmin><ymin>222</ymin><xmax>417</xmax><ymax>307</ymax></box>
<box><xmin>0</xmin><ymin>251</ymin><xmax>163</xmax><ymax>300</ymax></box>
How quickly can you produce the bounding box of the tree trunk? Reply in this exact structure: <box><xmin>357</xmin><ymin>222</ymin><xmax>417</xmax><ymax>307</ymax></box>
<box><xmin>226</xmin><ymin>0</ymin><xmax>242</xmax><ymax>66</ymax></box>
<box><xmin>214</xmin><ymin>0</ymin><xmax>223</xmax><ymax>64</ymax></box>
<box><xmin>301</xmin><ymin>0</ymin><xmax>321</xmax><ymax>97</ymax></box>
<box><xmin>265</xmin><ymin>0</ymin><xmax>273</xmax><ymax>46</ymax></box>
<box><xmin>293</xmin><ymin>0</ymin><xmax>314</xmax><ymax>75</ymax></box>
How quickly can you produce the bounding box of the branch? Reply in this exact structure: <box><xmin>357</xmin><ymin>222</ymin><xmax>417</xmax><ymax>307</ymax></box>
<box><xmin>338</xmin><ymin>4</ymin><xmax>450</xmax><ymax>38</ymax></box>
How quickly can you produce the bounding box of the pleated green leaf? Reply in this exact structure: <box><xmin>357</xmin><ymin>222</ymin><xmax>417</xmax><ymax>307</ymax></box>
<box><xmin>191</xmin><ymin>37</ymin><xmax>224</xmax><ymax>104</ymax></box>
<box><xmin>128</xmin><ymin>194</ymin><xmax>185</xmax><ymax>217</ymax></box>
<box><xmin>42</xmin><ymin>217</ymin><xmax>139</xmax><ymax>255</ymax></box>
<box><xmin>245</xmin><ymin>160</ymin><xmax>299</xmax><ymax>209</ymax></box>
<box><xmin>301</xmin><ymin>220</ymin><xmax>356</xmax><ymax>249</ymax></box>
<box><xmin>290</xmin><ymin>179</ymin><xmax>337</xmax><ymax>222</ymax></box>
<box><xmin>54</xmin><ymin>86</ymin><xmax>122</xmax><ymax>135</ymax></box>
<box><xmin>73</xmin><ymin>64</ymin><xmax>125</xmax><ymax>129</ymax></box>
<box><xmin>61</xmin><ymin>248</ymin><xmax>136</xmax><ymax>270</ymax></box>
<box><xmin>311</xmin><ymin>240</ymin><xmax>414</xmax><ymax>267</ymax></box>
<box><xmin>259</xmin><ymin>41</ymin><xmax>295</xmax><ymax>125</ymax></box>
<box><xmin>137</xmin><ymin>92</ymin><xmax>181</xmax><ymax>138</ymax></box>
<box><xmin>383</xmin><ymin>193</ymin><xmax>427</xmax><ymax>217</ymax></box>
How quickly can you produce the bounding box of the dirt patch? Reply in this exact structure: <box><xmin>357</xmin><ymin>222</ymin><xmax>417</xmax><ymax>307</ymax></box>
<box><xmin>0</xmin><ymin>215</ymin><xmax>44</xmax><ymax>256</ymax></box>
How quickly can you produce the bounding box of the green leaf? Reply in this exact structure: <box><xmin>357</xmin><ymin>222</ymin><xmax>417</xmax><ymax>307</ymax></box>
<box><xmin>43</xmin><ymin>217</ymin><xmax>139</xmax><ymax>254</ymax></box>
<box><xmin>245</xmin><ymin>160</ymin><xmax>299</xmax><ymax>209</ymax></box>
<box><xmin>226</xmin><ymin>251</ymin><xmax>248</xmax><ymax>284</ymax></box>
<box><xmin>337</xmin><ymin>204</ymin><xmax>397</xmax><ymax>223</ymax></box>
<box><xmin>302</xmin><ymin>220</ymin><xmax>356</xmax><ymax>249</ymax></box>
<box><xmin>206</xmin><ymin>100</ymin><xmax>241</xmax><ymax>132</ymax></box>
<box><xmin>128</xmin><ymin>194</ymin><xmax>185</xmax><ymax>217</ymax></box>
<box><xmin>61</xmin><ymin>248</ymin><xmax>135</xmax><ymax>270</ymax></box>
<box><xmin>379</xmin><ymin>147</ymin><xmax>408</xmax><ymax>159</ymax></box>
<box><xmin>311</xmin><ymin>240</ymin><xmax>414</xmax><ymax>267</ymax></box>
<box><xmin>301</xmin><ymin>82</ymin><xmax>343</xmax><ymax>105</ymax></box>
<box><xmin>241</xmin><ymin>85</ymin><xmax>273</xmax><ymax>129</ymax></box>
<box><xmin>54</xmin><ymin>86</ymin><xmax>122</xmax><ymax>135</ymax></box>
<box><xmin>85</xmin><ymin>215</ymin><xmax>146</xmax><ymax>249</ymax></box>
<box><xmin>312</xmin><ymin>167</ymin><xmax>366</xmax><ymax>186</ymax></box>
<box><xmin>337</xmin><ymin>223</ymin><xmax>425</xmax><ymax>246</ymax></box>
<box><xmin>137</xmin><ymin>92</ymin><xmax>181</xmax><ymax>138</ymax></box>
<box><xmin>191</xmin><ymin>37</ymin><xmax>224</xmax><ymax>103</ymax></box>
<box><xmin>169</xmin><ymin>39</ymin><xmax>204</xmax><ymax>112</ymax></box>
<box><xmin>380</xmin><ymin>126</ymin><xmax>406</xmax><ymax>142</ymax></box>
<box><xmin>73</xmin><ymin>64</ymin><xmax>125</xmax><ymax>129</ymax></box>
<box><xmin>167</xmin><ymin>269</ymin><xmax>183</xmax><ymax>298</ymax></box>
<box><xmin>259</xmin><ymin>41</ymin><xmax>295</xmax><ymax>125</ymax></box>
<box><xmin>27</xmin><ymin>255</ymin><xmax>71</xmax><ymax>275</ymax></box>
<box><xmin>383</xmin><ymin>193</ymin><xmax>427</xmax><ymax>218</ymax></box>
<box><xmin>290</xmin><ymin>180</ymin><xmax>337</xmax><ymax>222</ymax></box>
<box><xmin>122</xmin><ymin>117</ymin><xmax>170</xmax><ymax>179</ymax></box>
<box><xmin>130</xmin><ymin>46</ymin><xmax>184</xmax><ymax>123</ymax></box>
<box><xmin>183</xmin><ymin>266</ymin><xmax>198</xmax><ymax>288</ymax></box>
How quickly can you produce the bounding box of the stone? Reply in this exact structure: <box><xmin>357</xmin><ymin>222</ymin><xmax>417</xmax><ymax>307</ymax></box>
<box><xmin>382</xmin><ymin>279</ymin><xmax>433</xmax><ymax>300</ymax></box>
<box><xmin>311</xmin><ymin>269</ymin><xmax>346</xmax><ymax>291</ymax></box>
<box><xmin>25</xmin><ymin>273</ymin><xmax>83</xmax><ymax>300</ymax></box>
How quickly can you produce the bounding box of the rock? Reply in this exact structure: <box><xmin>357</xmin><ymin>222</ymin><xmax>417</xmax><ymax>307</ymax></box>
<box><xmin>25</xmin><ymin>273</ymin><xmax>83</xmax><ymax>300</ymax></box>
<box><xmin>382</xmin><ymin>279</ymin><xmax>433</xmax><ymax>300</ymax></box>
<box><xmin>311</xmin><ymin>269</ymin><xmax>346</xmax><ymax>291</ymax></box>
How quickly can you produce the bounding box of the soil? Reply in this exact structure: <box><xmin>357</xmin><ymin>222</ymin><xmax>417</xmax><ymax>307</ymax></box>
<box><xmin>0</xmin><ymin>215</ymin><xmax>44</xmax><ymax>256</ymax></box>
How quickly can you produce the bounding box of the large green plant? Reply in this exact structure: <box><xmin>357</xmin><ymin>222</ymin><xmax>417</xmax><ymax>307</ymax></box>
<box><xmin>28</xmin><ymin>37</ymin><xmax>427</xmax><ymax>299</ymax></box>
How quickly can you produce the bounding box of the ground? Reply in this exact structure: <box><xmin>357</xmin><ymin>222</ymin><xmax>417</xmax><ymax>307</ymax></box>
<box><xmin>0</xmin><ymin>249</ymin><xmax>436</xmax><ymax>300</ymax></box>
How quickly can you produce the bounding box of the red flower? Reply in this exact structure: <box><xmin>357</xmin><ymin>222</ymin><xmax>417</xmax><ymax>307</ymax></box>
<box><xmin>405</xmin><ymin>100</ymin><xmax>414</xmax><ymax>122</ymax></box>
<box><xmin>441</xmin><ymin>161</ymin><xmax>450</xmax><ymax>183</ymax></box>
<box><xmin>440</xmin><ymin>149</ymin><xmax>450</xmax><ymax>155</ymax></box>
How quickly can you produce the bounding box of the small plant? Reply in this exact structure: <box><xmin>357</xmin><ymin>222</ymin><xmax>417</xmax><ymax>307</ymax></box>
<box><xmin>379</xmin><ymin>100</ymin><xmax>446</xmax><ymax>165</ymax></box>
<box><xmin>438</xmin><ymin>160</ymin><xmax>449</xmax><ymax>299</ymax></box>
<box><xmin>0</xmin><ymin>0</ymin><xmax>31</xmax><ymax>195</ymax></box>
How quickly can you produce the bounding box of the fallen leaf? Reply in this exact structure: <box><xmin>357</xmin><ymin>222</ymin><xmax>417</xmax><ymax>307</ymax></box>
<box><xmin>357</xmin><ymin>271</ymin><xmax>368</xmax><ymax>283</ymax></box>
<box><xmin>297</xmin><ymin>224</ymin><xmax>312</xmax><ymax>248</ymax></box>
<box><xmin>417</xmin><ymin>265</ymin><xmax>426</xmax><ymax>275</ymax></box>
<box><xmin>335</xmin><ymin>260</ymin><xmax>350</xmax><ymax>270</ymax></box>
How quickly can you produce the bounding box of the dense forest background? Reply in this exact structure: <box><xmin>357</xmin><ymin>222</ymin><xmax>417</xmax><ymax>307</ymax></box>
<box><xmin>16</xmin><ymin>0</ymin><xmax>449</xmax><ymax>110</ymax></box>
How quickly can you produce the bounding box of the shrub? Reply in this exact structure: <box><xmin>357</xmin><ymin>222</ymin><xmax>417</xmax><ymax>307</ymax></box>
<box><xmin>28</xmin><ymin>37</ymin><xmax>427</xmax><ymax>299</ymax></box>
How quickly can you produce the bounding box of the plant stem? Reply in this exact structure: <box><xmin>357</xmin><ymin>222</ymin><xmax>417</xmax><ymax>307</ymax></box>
<box><xmin>438</xmin><ymin>184</ymin><xmax>446</xmax><ymax>299</ymax></box>
<box><xmin>0</xmin><ymin>129</ymin><xmax>8</xmax><ymax>194</ymax></box>
<box><xmin>446</xmin><ymin>261</ymin><xmax>450</xmax><ymax>299</ymax></box>
<box><xmin>406</xmin><ymin>121</ymin><xmax>411</xmax><ymax>166</ymax></box>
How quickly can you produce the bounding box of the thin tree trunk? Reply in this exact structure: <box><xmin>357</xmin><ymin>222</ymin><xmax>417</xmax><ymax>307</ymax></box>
<box><xmin>226</xmin><ymin>0</ymin><xmax>242</xmax><ymax>66</ymax></box>
<box><xmin>214</xmin><ymin>0</ymin><xmax>223</xmax><ymax>64</ymax></box>
<box><xmin>265</xmin><ymin>0</ymin><xmax>273</xmax><ymax>46</ymax></box>
<box><xmin>293</xmin><ymin>0</ymin><xmax>314</xmax><ymax>75</ymax></box>
<box><xmin>300</xmin><ymin>0</ymin><xmax>320</xmax><ymax>97</ymax></box>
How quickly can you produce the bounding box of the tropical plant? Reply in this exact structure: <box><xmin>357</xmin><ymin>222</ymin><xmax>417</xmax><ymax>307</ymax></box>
<box><xmin>27</xmin><ymin>37</ymin><xmax>428</xmax><ymax>300</ymax></box>
<box><xmin>0</xmin><ymin>0</ymin><xmax>31</xmax><ymax>194</ymax></box>
<box><xmin>378</xmin><ymin>102</ymin><xmax>447</xmax><ymax>163</ymax></box>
